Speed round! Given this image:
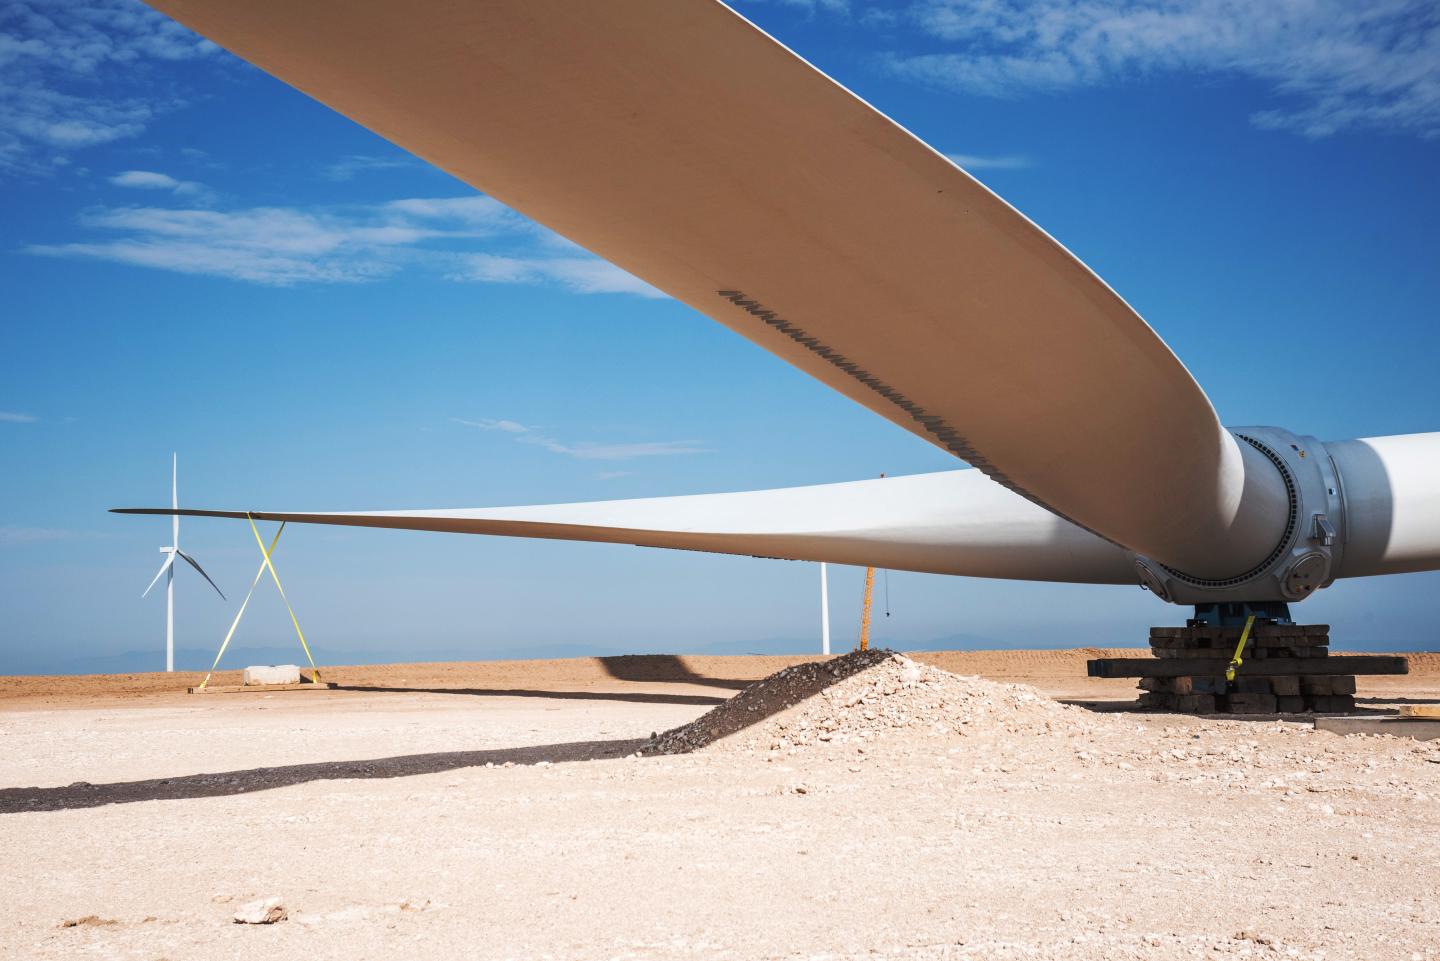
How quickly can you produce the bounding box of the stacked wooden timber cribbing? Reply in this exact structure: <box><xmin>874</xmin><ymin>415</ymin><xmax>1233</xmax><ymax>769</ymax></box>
<box><xmin>1086</xmin><ymin>627</ymin><xmax>1409</xmax><ymax>715</ymax></box>
<box><xmin>1141</xmin><ymin>624</ymin><xmax>1348</xmax><ymax>714</ymax></box>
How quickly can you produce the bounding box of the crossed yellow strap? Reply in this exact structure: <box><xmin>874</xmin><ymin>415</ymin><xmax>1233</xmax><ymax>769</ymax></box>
<box><xmin>197</xmin><ymin>514</ymin><xmax>321</xmax><ymax>690</ymax></box>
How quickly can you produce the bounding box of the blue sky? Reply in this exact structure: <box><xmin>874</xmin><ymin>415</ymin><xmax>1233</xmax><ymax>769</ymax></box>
<box><xmin>2</xmin><ymin>0</ymin><xmax>1438</xmax><ymax>673</ymax></box>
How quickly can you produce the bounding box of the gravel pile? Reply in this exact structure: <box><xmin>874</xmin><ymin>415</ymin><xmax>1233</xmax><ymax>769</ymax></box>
<box><xmin>648</xmin><ymin>648</ymin><xmax>1092</xmax><ymax>754</ymax></box>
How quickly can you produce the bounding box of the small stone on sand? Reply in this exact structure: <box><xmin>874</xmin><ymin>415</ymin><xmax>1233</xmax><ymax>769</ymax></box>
<box><xmin>233</xmin><ymin>897</ymin><xmax>287</xmax><ymax>924</ymax></box>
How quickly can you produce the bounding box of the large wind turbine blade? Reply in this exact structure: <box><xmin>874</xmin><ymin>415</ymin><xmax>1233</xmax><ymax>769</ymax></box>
<box><xmin>141</xmin><ymin>554</ymin><xmax>175</xmax><ymax>598</ymax></box>
<box><xmin>143</xmin><ymin>0</ymin><xmax>1290</xmax><ymax>580</ymax></box>
<box><xmin>175</xmin><ymin>549</ymin><xmax>226</xmax><ymax>601</ymax></box>
<box><xmin>171</xmin><ymin>453</ymin><xmax>179</xmax><ymax>547</ymax></box>
<box><xmin>114</xmin><ymin>471</ymin><xmax>1137</xmax><ymax>584</ymax></box>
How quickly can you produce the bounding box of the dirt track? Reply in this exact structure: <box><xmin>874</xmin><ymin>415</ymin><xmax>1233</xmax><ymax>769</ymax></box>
<box><xmin>2</xmin><ymin>649</ymin><xmax>1438</xmax><ymax>960</ymax></box>
<box><xmin>6</xmin><ymin>647</ymin><xmax>1438</xmax><ymax>708</ymax></box>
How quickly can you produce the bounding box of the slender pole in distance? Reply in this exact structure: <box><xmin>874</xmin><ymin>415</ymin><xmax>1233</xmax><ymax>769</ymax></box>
<box><xmin>820</xmin><ymin>562</ymin><xmax>831</xmax><ymax>655</ymax></box>
<box><xmin>859</xmin><ymin>565</ymin><xmax>875</xmax><ymax>651</ymax></box>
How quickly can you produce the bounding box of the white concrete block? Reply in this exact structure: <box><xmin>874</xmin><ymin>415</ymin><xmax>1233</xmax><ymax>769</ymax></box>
<box><xmin>243</xmin><ymin>664</ymin><xmax>302</xmax><ymax>686</ymax></box>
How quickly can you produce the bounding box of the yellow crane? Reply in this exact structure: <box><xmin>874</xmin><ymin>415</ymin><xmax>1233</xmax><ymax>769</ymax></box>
<box><xmin>858</xmin><ymin>564</ymin><xmax>875</xmax><ymax>651</ymax></box>
<box><xmin>858</xmin><ymin>473</ymin><xmax>885</xmax><ymax>652</ymax></box>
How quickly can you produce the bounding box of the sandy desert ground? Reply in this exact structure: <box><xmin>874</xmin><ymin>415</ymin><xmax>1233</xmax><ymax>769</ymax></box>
<box><xmin>2</xmin><ymin>648</ymin><xmax>1438</xmax><ymax>961</ymax></box>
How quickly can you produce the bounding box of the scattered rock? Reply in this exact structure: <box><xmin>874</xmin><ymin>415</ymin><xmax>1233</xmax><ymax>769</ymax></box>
<box><xmin>233</xmin><ymin>897</ymin><xmax>287</xmax><ymax>924</ymax></box>
<box><xmin>59</xmin><ymin>915</ymin><xmax>119</xmax><ymax>928</ymax></box>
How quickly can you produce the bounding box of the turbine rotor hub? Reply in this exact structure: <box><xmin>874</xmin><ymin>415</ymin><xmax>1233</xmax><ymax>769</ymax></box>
<box><xmin>1135</xmin><ymin>426</ymin><xmax>1345</xmax><ymax>605</ymax></box>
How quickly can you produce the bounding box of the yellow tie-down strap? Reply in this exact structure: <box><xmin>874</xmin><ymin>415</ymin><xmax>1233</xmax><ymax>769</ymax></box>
<box><xmin>196</xmin><ymin>515</ymin><xmax>321</xmax><ymax>690</ymax></box>
<box><xmin>1225</xmin><ymin>614</ymin><xmax>1257</xmax><ymax>683</ymax></box>
<box><xmin>247</xmin><ymin>513</ymin><xmax>322</xmax><ymax>684</ymax></box>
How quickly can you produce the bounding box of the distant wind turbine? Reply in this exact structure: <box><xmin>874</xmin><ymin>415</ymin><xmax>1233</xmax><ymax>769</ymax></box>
<box><xmin>141</xmin><ymin>454</ymin><xmax>224</xmax><ymax>672</ymax></box>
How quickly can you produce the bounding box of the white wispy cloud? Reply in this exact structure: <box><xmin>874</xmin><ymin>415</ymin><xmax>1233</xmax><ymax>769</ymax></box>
<box><xmin>548</xmin><ymin>440</ymin><xmax>709</xmax><ymax>460</ymax></box>
<box><xmin>322</xmin><ymin>154</ymin><xmax>416</xmax><ymax>181</ymax></box>
<box><xmin>744</xmin><ymin>0</ymin><xmax>852</xmax><ymax>14</ymax></box>
<box><xmin>0</xmin><ymin>0</ymin><xmax>218</xmax><ymax>174</ymax></box>
<box><xmin>452</xmin><ymin>418</ymin><xmax>533</xmax><ymax>434</ymax></box>
<box><xmin>892</xmin><ymin>0</ymin><xmax>1440</xmax><ymax>139</ymax></box>
<box><xmin>28</xmin><ymin>204</ymin><xmax>429</xmax><ymax>284</ymax></box>
<box><xmin>453</xmin><ymin>253</ymin><xmax>665</xmax><ymax>298</ymax></box>
<box><xmin>452</xmin><ymin>417</ymin><xmax>707</xmax><ymax>461</ymax></box>
<box><xmin>384</xmin><ymin>196</ymin><xmax>518</xmax><ymax>229</ymax></box>
<box><xmin>26</xmin><ymin>194</ymin><xmax>663</xmax><ymax>295</ymax></box>
<box><xmin>946</xmin><ymin>152</ymin><xmax>1033</xmax><ymax>170</ymax></box>
<box><xmin>0</xmin><ymin>411</ymin><xmax>38</xmax><ymax>423</ymax></box>
<box><xmin>109</xmin><ymin>168</ymin><xmax>210</xmax><ymax>198</ymax></box>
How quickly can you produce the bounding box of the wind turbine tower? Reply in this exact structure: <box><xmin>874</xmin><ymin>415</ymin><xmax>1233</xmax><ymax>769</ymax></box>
<box><xmin>142</xmin><ymin>454</ymin><xmax>224</xmax><ymax>671</ymax></box>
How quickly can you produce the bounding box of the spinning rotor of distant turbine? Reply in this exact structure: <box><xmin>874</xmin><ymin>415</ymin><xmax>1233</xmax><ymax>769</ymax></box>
<box><xmin>116</xmin><ymin>0</ymin><xmax>1440</xmax><ymax>624</ymax></box>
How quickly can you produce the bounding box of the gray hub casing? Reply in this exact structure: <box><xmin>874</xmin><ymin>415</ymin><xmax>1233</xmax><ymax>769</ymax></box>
<box><xmin>1134</xmin><ymin>426</ymin><xmax>1346</xmax><ymax>605</ymax></box>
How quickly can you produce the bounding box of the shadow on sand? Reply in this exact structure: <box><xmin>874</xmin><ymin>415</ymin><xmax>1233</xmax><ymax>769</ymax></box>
<box><xmin>0</xmin><ymin>737</ymin><xmax>649</xmax><ymax>814</ymax></box>
<box><xmin>2</xmin><ymin>654</ymin><xmax>875</xmax><ymax>815</ymax></box>
<box><xmin>597</xmin><ymin>654</ymin><xmax>751</xmax><ymax>691</ymax></box>
<box><xmin>330</xmin><ymin>655</ymin><xmax>753</xmax><ymax>704</ymax></box>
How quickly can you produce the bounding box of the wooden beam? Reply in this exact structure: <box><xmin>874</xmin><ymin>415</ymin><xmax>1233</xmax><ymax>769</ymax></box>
<box><xmin>1086</xmin><ymin>655</ymin><xmax>1408</xmax><ymax>678</ymax></box>
<box><xmin>188</xmin><ymin>682</ymin><xmax>338</xmax><ymax>694</ymax></box>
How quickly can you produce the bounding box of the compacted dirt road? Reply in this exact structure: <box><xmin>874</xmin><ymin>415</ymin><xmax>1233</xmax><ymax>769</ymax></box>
<box><xmin>1</xmin><ymin>649</ymin><xmax>1437</xmax><ymax>961</ymax></box>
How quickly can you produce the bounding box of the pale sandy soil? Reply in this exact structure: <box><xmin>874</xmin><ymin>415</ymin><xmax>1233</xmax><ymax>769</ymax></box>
<box><xmin>1</xmin><ymin>649</ymin><xmax>1438</xmax><ymax>961</ymax></box>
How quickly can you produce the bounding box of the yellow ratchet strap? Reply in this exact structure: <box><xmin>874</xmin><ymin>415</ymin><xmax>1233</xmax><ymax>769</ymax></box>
<box><xmin>246</xmin><ymin>513</ymin><xmax>322</xmax><ymax>684</ymax></box>
<box><xmin>197</xmin><ymin>521</ymin><xmax>286</xmax><ymax>690</ymax></box>
<box><xmin>1225</xmin><ymin>614</ymin><xmax>1257</xmax><ymax>683</ymax></box>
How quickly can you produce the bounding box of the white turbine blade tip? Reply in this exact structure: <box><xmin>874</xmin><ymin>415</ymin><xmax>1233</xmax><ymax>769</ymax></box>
<box><xmin>176</xmin><ymin>549</ymin><xmax>226</xmax><ymax>600</ymax></box>
<box><xmin>141</xmin><ymin>554</ymin><xmax>175</xmax><ymax>598</ymax></box>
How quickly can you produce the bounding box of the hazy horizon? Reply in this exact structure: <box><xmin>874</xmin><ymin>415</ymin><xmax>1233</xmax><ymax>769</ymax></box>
<box><xmin>7</xmin><ymin>632</ymin><xmax>1435</xmax><ymax>678</ymax></box>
